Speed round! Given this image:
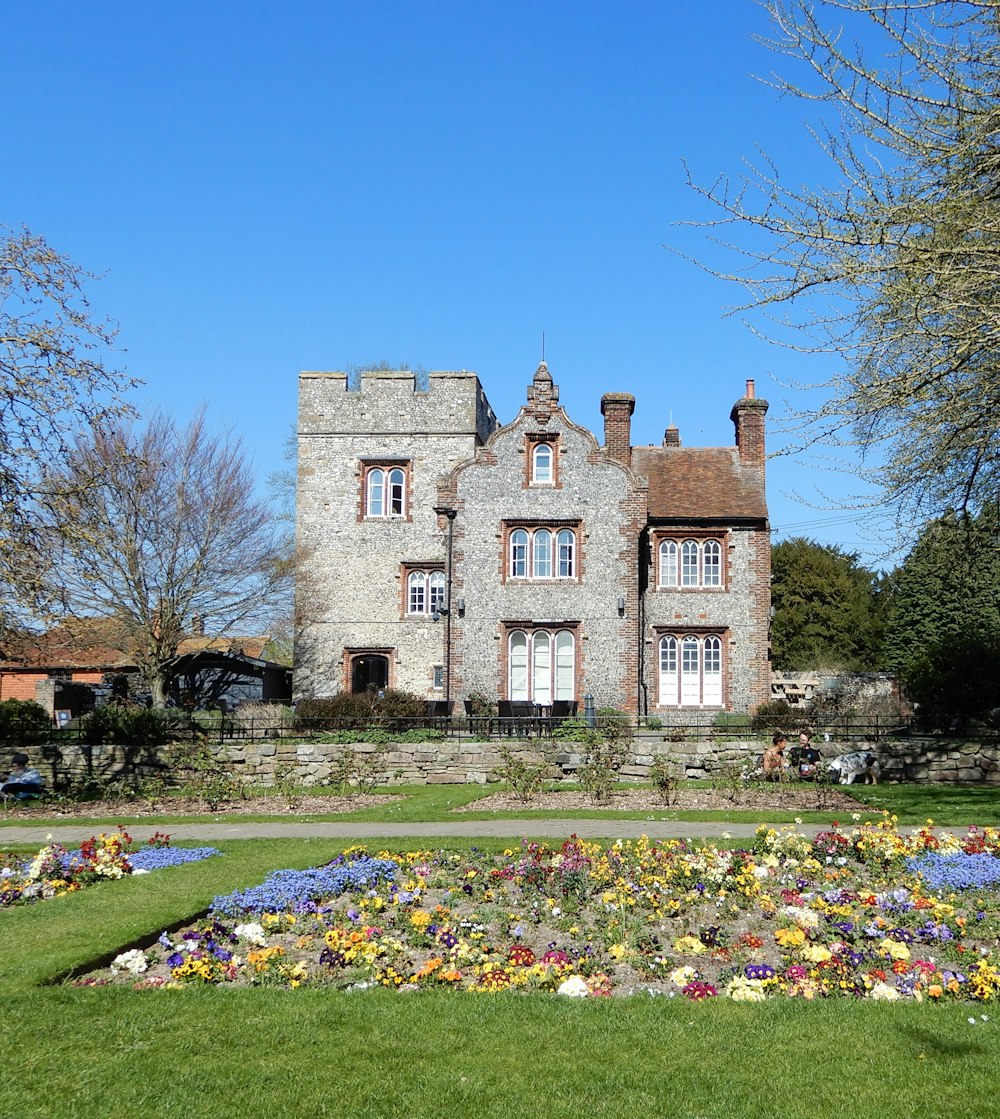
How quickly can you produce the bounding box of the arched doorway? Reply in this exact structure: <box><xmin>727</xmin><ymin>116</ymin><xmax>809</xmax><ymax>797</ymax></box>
<box><xmin>351</xmin><ymin>654</ymin><xmax>389</xmax><ymax>694</ymax></box>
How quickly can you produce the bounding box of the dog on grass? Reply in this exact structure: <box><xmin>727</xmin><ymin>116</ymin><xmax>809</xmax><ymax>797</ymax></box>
<box><xmin>828</xmin><ymin>751</ymin><xmax>880</xmax><ymax>785</ymax></box>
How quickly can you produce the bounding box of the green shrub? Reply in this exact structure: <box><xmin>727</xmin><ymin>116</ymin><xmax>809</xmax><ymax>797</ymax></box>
<box><xmin>0</xmin><ymin>699</ymin><xmax>51</xmax><ymax>743</ymax></box>
<box><xmin>295</xmin><ymin>689</ymin><xmax>429</xmax><ymax>732</ymax></box>
<box><xmin>750</xmin><ymin>699</ymin><xmax>809</xmax><ymax>734</ymax></box>
<box><xmin>79</xmin><ymin>704</ymin><xmax>167</xmax><ymax>747</ymax></box>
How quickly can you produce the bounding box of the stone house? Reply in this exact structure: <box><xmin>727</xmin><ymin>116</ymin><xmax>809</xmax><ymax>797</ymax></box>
<box><xmin>295</xmin><ymin>363</ymin><xmax>770</xmax><ymax>715</ymax></box>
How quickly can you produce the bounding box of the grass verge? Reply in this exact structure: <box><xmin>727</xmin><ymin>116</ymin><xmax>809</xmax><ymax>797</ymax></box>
<box><xmin>0</xmin><ymin>836</ymin><xmax>997</xmax><ymax>1119</ymax></box>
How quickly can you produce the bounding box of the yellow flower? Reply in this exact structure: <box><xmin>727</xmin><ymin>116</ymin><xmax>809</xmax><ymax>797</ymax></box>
<box><xmin>774</xmin><ymin>927</ymin><xmax>806</xmax><ymax>948</ymax></box>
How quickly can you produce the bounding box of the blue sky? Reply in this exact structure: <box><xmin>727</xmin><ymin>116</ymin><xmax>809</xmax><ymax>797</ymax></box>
<box><xmin>5</xmin><ymin>1</ymin><xmax>888</xmax><ymax>563</ymax></box>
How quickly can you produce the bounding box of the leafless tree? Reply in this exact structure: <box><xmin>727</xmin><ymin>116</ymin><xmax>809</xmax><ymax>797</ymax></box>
<box><xmin>0</xmin><ymin>226</ymin><xmax>135</xmax><ymax>632</ymax></box>
<box><xmin>48</xmin><ymin>411</ymin><xmax>291</xmax><ymax>706</ymax></box>
<box><xmin>686</xmin><ymin>1</ymin><xmax>1000</xmax><ymax>532</ymax></box>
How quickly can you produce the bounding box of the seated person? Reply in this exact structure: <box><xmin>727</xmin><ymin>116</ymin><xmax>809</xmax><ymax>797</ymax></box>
<box><xmin>1</xmin><ymin>753</ymin><xmax>44</xmax><ymax>798</ymax></box>
<box><xmin>762</xmin><ymin>732</ymin><xmax>788</xmax><ymax>781</ymax></box>
<box><xmin>788</xmin><ymin>730</ymin><xmax>821</xmax><ymax>780</ymax></box>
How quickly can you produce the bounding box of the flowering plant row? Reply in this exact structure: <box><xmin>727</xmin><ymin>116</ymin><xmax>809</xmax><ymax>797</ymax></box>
<box><xmin>83</xmin><ymin>815</ymin><xmax>1000</xmax><ymax>1003</ymax></box>
<box><xmin>0</xmin><ymin>826</ymin><xmax>220</xmax><ymax>906</ymax></box>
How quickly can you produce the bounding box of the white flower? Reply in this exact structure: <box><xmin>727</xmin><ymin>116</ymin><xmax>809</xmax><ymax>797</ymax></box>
<box><xmin>234</xmin><ymin>922</ymin><xmax>267</xmax><ymax>946</ymax></box>
<box><xmin>969</xmin><ymin>1017</ymin><xmax>978</xmax><ymax>1025</ymax></box>
<box><xmin>111</xmin><ymin>949</ymin><xmax>148</xmax><ymax>975</ymax></box>
<box><xmin>132</xmin><ymin>868</ymin><xmax>150</xmax><ymax>876</ymax></box>
<box><xmin>557</xmin><ymin>976</ymin><xmax>589</xmax><ymax>998</ymax></box>
<box><xmin>868</xmin><ymin>982</ymin><xmax>900</xmax><ymax>1002</ymax></box>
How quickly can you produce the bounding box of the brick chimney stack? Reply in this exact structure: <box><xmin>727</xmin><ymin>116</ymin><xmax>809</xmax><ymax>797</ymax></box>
<box><xmin>730</xmin><ymin>378</ymin><xmax>768</xmax><ymax>467</ymax></box>
<box><xmin>601</xmin><ymin>393</ymin><xmax>635</xmax><ymax>465</ymax></box>
<box><xmin>663</xmin><ymin>424</ymin><xmax>680</xmax><ymax>447</ymax></box>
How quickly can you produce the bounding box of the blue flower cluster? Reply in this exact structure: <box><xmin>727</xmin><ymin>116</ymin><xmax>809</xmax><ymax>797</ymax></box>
<box><xmin>209</xmin><ymin>855</ymin><xmax>399</xmax><ymax>917</ymax></box>
<box><xmin>906</xmin><ymin>853</ymin><xmax>1000</xmax><ymax>892</ymax></box>
<box><xmin>129</xmin><ymin>847</ymin><xmax>222</xmax><ymax>871</ymax></box>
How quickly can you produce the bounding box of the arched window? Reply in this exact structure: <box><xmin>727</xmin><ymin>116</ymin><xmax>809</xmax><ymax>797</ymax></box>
<box><xmin>681</xmin><ymin>541</ymin><xmax>699</xmax><ymax>586</ymax></box>
<box><xmin>508</xmin><ymin>628</ymin><xmax>576</xmax><ymax>702</ymax></box>
<box><xmin>703</xmin><ymin>540</ymin><xmax>722</xmax><ymax>586</ymax></box>
<box><xmin>532</xmin><ymin>631</ymin><xmax>552</xmax><ymax>705</ymax></box>
<box><xmin>658</xmin><ymin>633</ymin><xmax>725</xmax><ymax>707</ymax></box>
<box><xmin>429</xmin><ymin>571</ymin><xmax>446</xmax><ymax>614</ymax></box>
<box><xmin>533</xmin><ymin>529</ymin><xmax>552</xmax><ymax>578</ymax></box>
<box><xmin>387</xmin><ymin>468</ymin><xmax>405</xmax><ymax>516</ymax></box>
<box><xmin>554</xmin><ymin>629</ymin><xmax>575</xmax><ymax>700</ymax></box>
<box><xmin>680</xmin><ymin>636</ymin><xmax>700</xmax><ymax>705</ymax></box>
<box><xmin>509</xmin><ymin>631</ymin><xmax>529</xmax><ymax>700</ymax></box>
<box><xmin>510</xmin><ymin>529</ymin><xmax>528</xmax><ymax>577</ymax></box>
<box><xmin>658</xmin><ymin>635</ymin><xmax>678</xmax><ymax>705</ymax></box>
<box><xmin>367</xmin><ymin>468</ymin><xmax>385</xmax><ymax>517</ymax></box>
<box><xmin>659</xmin><ymin>540</ymin><xmax>678</xmax><ymax>587</ymax></box>
<box><xmin>703</xmin><ymin>635</ymin><xmax>723</xmax><ymax>705</ymax></box>
<box><xmin>407</xmin><ymin>571</ymin><xmax>426</xmax><ymax>614</ymax></box>
<box><xmin>556</xmin><ymin>529</ymin><xmax>575</xmax><ymax>578</ymax></box>
<box><xmin>532</xmin><ymin>442</ymin><xmax>553</xmax><ymax>483</ymax></box>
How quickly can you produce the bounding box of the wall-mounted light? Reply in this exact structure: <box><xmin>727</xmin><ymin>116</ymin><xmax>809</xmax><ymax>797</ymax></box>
<box><xmin>456</xmin><ymin>597</ymin><xmax>465</xmax><ymax>617</ymax></box>
<box><xmin>617</xmin><ymin>595</ymin><xmax>626</xmax><ymax>616</ymax></box>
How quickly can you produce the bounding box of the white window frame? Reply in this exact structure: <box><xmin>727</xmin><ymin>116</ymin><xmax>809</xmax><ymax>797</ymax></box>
<box><xmin>508</xmin><ymin>526</ymin><xmax>577</xmax><ymax>580</ymax></box>
<box><xmin>366</xmin><ymin>464</ymin><xmax>406</xmax><ymax>518</ymax></box>
<box><xmin>405</xmin><ymin>568</ymin><xmax>445</xmax><ymax>616</ymax></box>
<box><xmin>658</xmin><ymin>633</ymin><xmax>724</xmax><ymax>707</ymax></box>
<box><xmin>532</xmin><ymin>442</ymin><xmax>554</xmax><ymax>484</ymax></box>
<box><xmin>658</xmin><ymin>538</ymin><xmax>724</xmax><ymax>589</ymax></box>
<box><xmin>508</xmin><ymin>628</ymin><xmax>575</xmax><ymax>702</ymax></box>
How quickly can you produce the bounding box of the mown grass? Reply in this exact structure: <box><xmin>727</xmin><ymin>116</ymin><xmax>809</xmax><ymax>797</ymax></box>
<box><xmin>2</xmin><ymin>777</ymin><xmax>997</xmax><ymax>830</ymax></box>
<box><xmin>2</xmin><ymin>836</ymin><xmax>999</xmax><ymax>1118</ymax></box>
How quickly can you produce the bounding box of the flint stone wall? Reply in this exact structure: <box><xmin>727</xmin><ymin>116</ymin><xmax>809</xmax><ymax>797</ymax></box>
<box><xmin>8</xmin><ymin>735</ymin><xmax>1000</xmax><ymax>788</ymax></box>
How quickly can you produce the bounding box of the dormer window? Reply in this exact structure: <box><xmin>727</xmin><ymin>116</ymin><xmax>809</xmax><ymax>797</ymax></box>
<box><xmin>524</xmin><ymin>434</ymin><xmax>561</xmax><ymax>488</ymax></box>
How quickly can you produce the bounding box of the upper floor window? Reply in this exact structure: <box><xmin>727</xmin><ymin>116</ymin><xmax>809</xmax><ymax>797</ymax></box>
<box><xmin>508</xmin><ymin>525</ymin><xmax>577</xmax><ymax>579</ymax></box>
<box><xmin>524</xmin><ymin>434</ymin><xmax>561</xmax><ymax>488</ymax></box>
<box><xmin>658</xmin><ymin>538</ymin><xmax>724</xmax><ymax>589</ymax></box>
<box><xmin>364</xmin><ymin>463</ymin><xmax>407</xmax><ymax>518</ymax></box>
<box><xmin>532</xmin><ymin>442</ymin><xmax>553</xmax><ymax>484</ymax></box>
<box><xmin>406</xmin><ymin>569</ymin><xmax>445</xmax><ymax>615</ymax></box>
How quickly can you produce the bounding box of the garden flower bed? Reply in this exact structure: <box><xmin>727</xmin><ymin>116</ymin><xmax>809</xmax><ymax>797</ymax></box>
<box><xmin>80</xmin><ymin>816</ymin><xmax>1000</xmax><ymax>1003</ymax></box>
<box><xmin>0</xmin><ymin>827</ymin><xmax>221</xmax><ymax>906</ymax></box>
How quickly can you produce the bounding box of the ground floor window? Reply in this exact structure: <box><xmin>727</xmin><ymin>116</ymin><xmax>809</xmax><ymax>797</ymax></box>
<box><xmin>508</xmin><ymin>628</ymin><xmax>575</xmax><ymax>703</ymax></box>
<box><xmin>657</xmin><ymin>633</ymin><xmax>723</xmax><ymax>707</ymax></box>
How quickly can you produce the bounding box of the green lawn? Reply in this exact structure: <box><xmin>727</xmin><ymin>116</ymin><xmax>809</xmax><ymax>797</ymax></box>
<box><xmin>2</xmin><ymin>778</ymin><xmax>998</xmax><ymax>829</ymax></box>
<box><xmin>1</xmin><ymin>834</ymin><xmax>999</xmax><ymax>1118</ymax></box>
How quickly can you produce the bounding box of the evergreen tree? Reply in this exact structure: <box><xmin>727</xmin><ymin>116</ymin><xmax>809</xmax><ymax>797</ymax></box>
<box><xmin>771</xmin><ymin>537</ymin><xmax>886</xmax><ymax>671</ymax></box>
<box><xmin>884</xmin><ymin>512</ymin><xmax>1000</xmax><ymax>725</ymax></box>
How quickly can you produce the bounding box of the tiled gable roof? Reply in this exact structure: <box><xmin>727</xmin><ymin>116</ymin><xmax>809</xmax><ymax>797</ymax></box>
<box><xmin>631</xmin><ymin>446</ymin><xmax>767</xmax><ymax>522</ymax></box>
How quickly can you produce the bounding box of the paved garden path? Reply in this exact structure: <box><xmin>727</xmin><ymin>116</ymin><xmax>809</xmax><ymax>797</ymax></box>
<box><xmin>0</xmin><ymin>817</ymin><xmax>918</xmax><ymax>845</ymax></box>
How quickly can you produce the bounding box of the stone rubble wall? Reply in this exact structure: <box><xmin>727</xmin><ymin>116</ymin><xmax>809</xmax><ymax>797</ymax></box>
<box><xmin>7</xmin><ymin>734</ymin><xmax>1000</xmax><ymax>787</ymax></box>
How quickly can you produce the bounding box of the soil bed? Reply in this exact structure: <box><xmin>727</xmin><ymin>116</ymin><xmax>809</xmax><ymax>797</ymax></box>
<box><xmin>0</xmin><ymin>793</ymin><xmax>402</xmax><ymax>820</ymax></box>
<box><xmin>456</xmin><ymin>785</ymin><xmax>865</xmax><ymax>814</ymax></box>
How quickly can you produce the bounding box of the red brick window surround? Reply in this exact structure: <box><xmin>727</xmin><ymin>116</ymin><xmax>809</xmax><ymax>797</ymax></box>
<box><xmin>503</xmin><ymin>520</ymin><xmax>581</xmax><ymax>581</ymax></box>
<box><xmin>359</xmin><ymin>459</ymin><xmax>412</xmax><ymax>521</ymax></box>
<box><xmin>655</xmin><ymin>629</ymin><xmax>727</xmax><ymax>708</ymax></box>
<box><xmin>656</xmin><ymin>536</ymin><xmax>725</xmax><ymax>589</ymax></box>
<box><xmin>524</xmin><ymin>433</ymin><xmax>561</xmax><ymax>488</ymax></box>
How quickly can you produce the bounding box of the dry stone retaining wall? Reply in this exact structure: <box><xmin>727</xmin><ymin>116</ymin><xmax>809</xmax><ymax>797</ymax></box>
<box><xmin>7</xmin><ymin>734</ymin><xmax>1000</xmax><ymax>788</ymax></box>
